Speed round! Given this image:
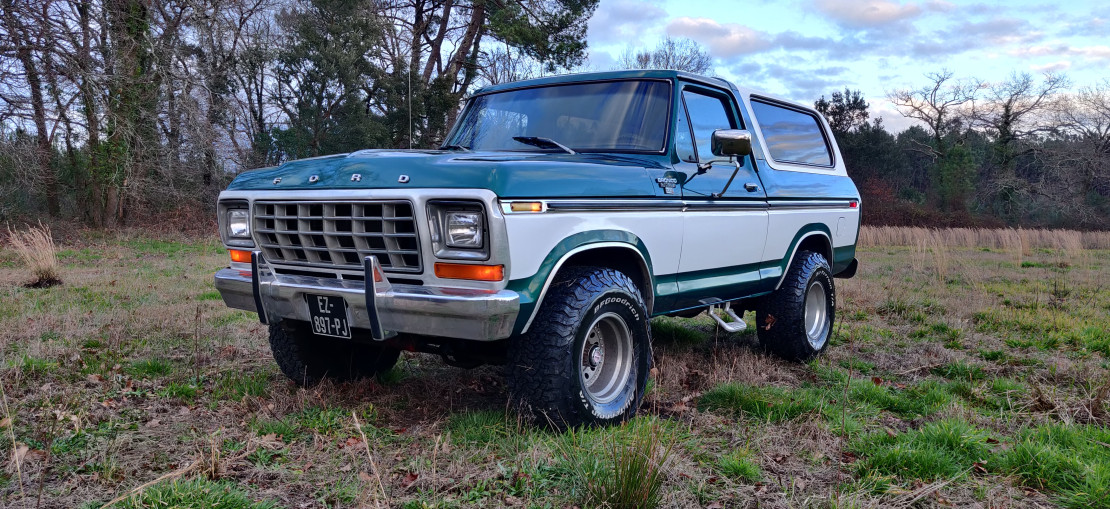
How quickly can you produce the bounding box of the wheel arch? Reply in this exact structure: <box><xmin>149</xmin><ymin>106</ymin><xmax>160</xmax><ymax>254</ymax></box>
<box><xmin>516</xmin><ymin>235</ymin><xmax>655</xmax><ymax>334</ymax></box>
<box><xmin>775</xmin><ymin>228</ymin><xmax>833</xmax><ymax>291</ymax></box>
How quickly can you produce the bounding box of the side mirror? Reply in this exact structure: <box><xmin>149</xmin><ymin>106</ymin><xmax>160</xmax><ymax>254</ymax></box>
<box><xmin>710</xmin><ymin>129</ymin><xmax>753</xmax><ymax>157</ymax></box>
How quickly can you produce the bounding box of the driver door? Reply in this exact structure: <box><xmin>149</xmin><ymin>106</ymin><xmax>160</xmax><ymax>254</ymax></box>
<box><xmin>672</xmin><ymin>84</ymin><xmax>769</xmax><ymax>308</ymax></box>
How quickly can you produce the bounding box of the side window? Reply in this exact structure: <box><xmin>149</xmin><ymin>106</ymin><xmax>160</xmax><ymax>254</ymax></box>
<box><xmin>750</xmin><ymin>100</ymin><xmax>832</xmax><ymax>166</ymax></box>
<box><xmin>682</xmin><ymin>90</ymin><xmax>735</xmax><ymax>161</ymax></box>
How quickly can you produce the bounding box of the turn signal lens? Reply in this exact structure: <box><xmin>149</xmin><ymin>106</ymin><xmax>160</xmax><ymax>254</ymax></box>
<box><xmin>509</xmin><ymin>201</ymin><xmax>544</xmax><ymax>213</ymax></box>
<box><xmin>434</xmin><ymin>263</ymin><xmax>504</xmax><ymax>281</ymax></box>
<box><xmin>229</xmin><ymin>249</ymin><xmax>252</xmax><ymax>263</ymax></box>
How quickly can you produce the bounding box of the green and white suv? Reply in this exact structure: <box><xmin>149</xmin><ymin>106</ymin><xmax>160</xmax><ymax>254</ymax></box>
<box><xmin>214</xmin><ymin>70</ymin><xmax>861</xmax><ymax>428</ymax></box>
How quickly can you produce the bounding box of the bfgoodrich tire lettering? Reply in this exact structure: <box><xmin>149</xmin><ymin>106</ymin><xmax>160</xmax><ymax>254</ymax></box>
<box><xmin>756</xmin><ymin>250</ymin><xmax>835</xmax><ymax>362</ymax></box>
<box><xmin>268</xmin><ymin>321</ymin><xmax>400</xmax><ymax>387</ymax></box>
<box><xmin>508</xmin><ymin>267</ymin><xmax>651</xmax><ymax>428</ymax></box>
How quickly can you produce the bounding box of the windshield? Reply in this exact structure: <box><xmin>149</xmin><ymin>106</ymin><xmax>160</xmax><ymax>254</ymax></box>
<box><xmin>446</xmin><ymin>80</ymin><xmax>672</xmax><ymax>153</ymax></box>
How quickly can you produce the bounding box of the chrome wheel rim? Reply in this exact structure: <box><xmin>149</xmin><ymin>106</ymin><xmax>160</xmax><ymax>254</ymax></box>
<box><xmin>804</xmin><ymin>280</ymin><xmax>830</xmax><ymax>349</ymax></box>
<box><xmin>579</xmin><ymin>312</ymin><xmax>634</xmax><ymax>405</ymax></box>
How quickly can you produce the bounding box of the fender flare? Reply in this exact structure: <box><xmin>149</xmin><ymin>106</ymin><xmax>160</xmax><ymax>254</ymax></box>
<box><xmin>515</xmin><ymin>235</ymin><xmax>654</xmax><ymax>334</ymax></box>
<box><xmin>774</xmin><ymin>229</ymin><xmax>833</xmax><ymax>291</ymax></box>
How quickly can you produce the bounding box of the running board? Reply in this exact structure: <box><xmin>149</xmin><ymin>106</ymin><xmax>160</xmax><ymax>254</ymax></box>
<box><xmin>708</xmin><ymin>302</ymin><xmax>747</xmax><ymax>333</ymax></box>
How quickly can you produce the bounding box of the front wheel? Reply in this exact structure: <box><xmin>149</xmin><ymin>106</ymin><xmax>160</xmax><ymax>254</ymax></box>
<box><xmin>268</xmin><ymin>321</ymin><xmax>401</xmax><ymax>387</ymax></box>
<box><xmin>756</xmin><ymin>250</ymin><xmax>835</xmax><ymax>362</ymax></box>
<box><xmin>508</xmin><ymin>267</ymin><xmax>651</xmax><ymax>428</ymax></box>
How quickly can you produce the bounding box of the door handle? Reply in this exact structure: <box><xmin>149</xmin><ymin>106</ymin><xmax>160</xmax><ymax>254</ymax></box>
<box><xmin>744</xmin><ymin>183</ymin><xmax>759</xmax><ymax>192</ymax></box>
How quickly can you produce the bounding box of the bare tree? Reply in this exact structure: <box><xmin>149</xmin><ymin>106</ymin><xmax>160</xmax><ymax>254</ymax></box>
<box><xmin>617</xmin><ymin>37</ymin><xmax>712</xmax><ymax>74</ymax></box>
<box><xmin>888</xmin><ymin>69</ymin><xmax>981</xmax><ymax>160</ymax></box>
<box><xmin>0</xmin><ymin>0</ymin><xmax>60</xmax><ymax>215</ymax></box>
<box><xmin>973</xmin><ymin>71</ymin><xmax>1069</xmax><ymax>177</ymax></box>
<box><xmin>477</xmin><ymin>46</ymin><xmax>544</xmax><ymax>86</ymax></box>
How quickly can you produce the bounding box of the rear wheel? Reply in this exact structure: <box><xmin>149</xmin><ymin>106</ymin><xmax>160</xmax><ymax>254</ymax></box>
<box><xmin>268</xmin><ymin>321</ymin><xmax>400</xmax><ymax>387</ymax></box>
<box><xmin>756</xmin><ymin>250</ymin><xmax>835</xmax><ymax>362</ymax></box>
<box><xmin>508</xmin><ymin>267</ymin><xmax>651</xmax><ymax>428</ymax></box>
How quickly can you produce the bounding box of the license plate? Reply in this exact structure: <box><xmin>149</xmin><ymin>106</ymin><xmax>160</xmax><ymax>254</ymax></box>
<box><xmin>307</xmin><ymin>294</ymin><xmax>351</xmax><ymax>339</ymax></box>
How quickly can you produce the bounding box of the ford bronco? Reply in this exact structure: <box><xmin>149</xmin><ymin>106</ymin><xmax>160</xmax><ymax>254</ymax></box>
<box><xmin>214</xmin><ymin>70</ymin><xmax>861</xmax><ymax>427</ymax></box>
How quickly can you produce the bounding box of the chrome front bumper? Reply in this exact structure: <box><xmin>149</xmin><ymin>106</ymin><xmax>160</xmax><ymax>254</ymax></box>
<box><xmin>213</xmin><ymin>254</ymin><xmax>519</xmax><ymax>341</ymax></box>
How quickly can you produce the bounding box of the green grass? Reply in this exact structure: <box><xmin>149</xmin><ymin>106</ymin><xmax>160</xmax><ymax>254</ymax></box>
<box><xmin>997</xmin><ymin>424</ymin><xmax>1110</xmax><ymax>508</ymax></box>
<box><xmin>699</xmin><ymin>383</ymin><xmax>822</xmax><ymax>421</ymax></box>
<box><xmin>128</xmin><ymin>358</ymin><xmax>173</xmax><ymax>378</ymax></box>
<box><xmin>554</xmin><ymin>418</ymin><xmax>675</xmax><ymax>509</ymax></box>
<box><xmin>446</xmin><ymin>410</ymin><xmax>517</xmax><ymax>446</ymax></box>
<box><xmin>852</xmin><ymin>419</ymin><xmax>993</xmax><ymax>483</ymax></box>
<box><xmin>718</xmin><ymin>450</ymin><xmax>761</xmax><ymax>482</ymax></box>
<box><xmin>111</xmin><ymin>477</ymin><xmax>278</xmax><ymax>509</ymax></box>
<box><xmin>212</xmin><ymin>371</ymin><xmax>269</xmax><ymax>401</ymax></box>
<box><xmin>157</xmin><ymin>381</ymin><xmax>199</xmax><ymax>402</ymax></box>
<box><xmin>651</xmin><ymin>316</ymin><xmax>710</xmax><ymax>345</ymax></box>
<box><xmin>932</xmin><ymin>360</ymin><xmax>986</xmax><ymax>381</ymax></box>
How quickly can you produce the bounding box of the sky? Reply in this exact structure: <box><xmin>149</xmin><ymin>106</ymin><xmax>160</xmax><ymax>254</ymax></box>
<box><xmin>583</xmin><ymin>0</ymin><xmax>1110</xmax><ymax>132</ymax></box>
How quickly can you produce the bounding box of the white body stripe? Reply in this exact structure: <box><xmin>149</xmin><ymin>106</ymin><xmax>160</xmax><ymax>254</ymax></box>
<box><xmin>763</xmin><ymin>207</ymin><xmax>860</xmax><ymax>262</ymax></box>
<box><xmin>504</xmin><ymin>211</ymin><xmax>683</xmax><ymax>280</ymax></box>
<box><xmin>678</xmin><ymin>210</ymin><xmax>768</xmax><ymax>272</ymax></box>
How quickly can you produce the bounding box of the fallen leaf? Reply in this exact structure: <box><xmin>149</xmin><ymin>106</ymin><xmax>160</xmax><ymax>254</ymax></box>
<box><xmin>871</xmin><ymin>376</ymin><xmax>884</xmax><ymax>386</ymax></box>
<box><xmin>339</xmin><ymin>463</ymin><xmax>352</xmax><ymax>472</ymax></box>
<box><xmin>402</xmin><ymin>472</ymin><xmax>419</xmax><ymax>487</ymax></box>
<box><xmin>0</xmin><ymin>417</ymin><xmax>10</xmax><ymax>428</ymax></box>
<box><xmin>358</xmin><ymin>471</ymin><xmax>373</xmax><ymax>482</ymax></box>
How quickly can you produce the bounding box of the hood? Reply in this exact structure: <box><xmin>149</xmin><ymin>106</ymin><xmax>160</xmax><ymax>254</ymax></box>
<box><xmin>226</xmin><ymin>149</ymin><xmax>667</xmax><ymax>198</ymax></box>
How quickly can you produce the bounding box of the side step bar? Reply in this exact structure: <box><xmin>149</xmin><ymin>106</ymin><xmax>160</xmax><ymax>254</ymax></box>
<box><xmin>708</xmin><ymin>301</ymin><xmax>747</xmax><ymax>333</ymax></box>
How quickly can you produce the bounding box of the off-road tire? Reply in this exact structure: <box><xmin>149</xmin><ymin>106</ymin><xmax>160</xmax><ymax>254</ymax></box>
<box><xmin>756</xmin><ymin>250</ymin><xmax>835</xmax><ymax>362</ymax></box>
<box><xmin>508</xmin><ymin>267</ymin><xmax>651</xmax><ymax>429</ymax></box>
<box><xmin>268</xmin><ymin>321</ymin><xmax>400</xmax><ymax>387</ymax></box>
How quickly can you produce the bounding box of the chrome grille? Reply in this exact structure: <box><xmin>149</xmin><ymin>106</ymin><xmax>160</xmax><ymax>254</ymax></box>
<box><xmin>252</xmin><ymin>200</ymin><xmax>422</xmax><ymax>273</ymax></box>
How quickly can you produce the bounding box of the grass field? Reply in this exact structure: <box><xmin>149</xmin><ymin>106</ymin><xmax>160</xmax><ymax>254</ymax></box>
<box><xmin>1</xmin><ymin>230</ymin><xmax>1109</xmax><ymax>508</ymax></box>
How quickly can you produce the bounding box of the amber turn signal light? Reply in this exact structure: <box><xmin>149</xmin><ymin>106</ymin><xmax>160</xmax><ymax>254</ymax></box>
<box><xmin>229</xmin><ymin>249</ymin><xmax>252</xmax><ymax>263</ymax></box>
<box><xmin>434</xmin><ymin>262</ymin><xmax>504</xmax><ymax>281</ymax></box>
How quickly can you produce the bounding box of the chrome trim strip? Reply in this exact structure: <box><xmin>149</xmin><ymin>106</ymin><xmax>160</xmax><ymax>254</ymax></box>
<box><xmin>767</xmin><ymin>199</ymin><xmax>855</xmax><ymax>209</ymax></box>
<box><xmin>504</xmin><ymin>197</ymin><xmax>856</xmax><ymax>214</ymax></box>
<box><xmin>545</xmin><ymin>199</ymin><xmax>686</xmax><ymax>212</ymax></box>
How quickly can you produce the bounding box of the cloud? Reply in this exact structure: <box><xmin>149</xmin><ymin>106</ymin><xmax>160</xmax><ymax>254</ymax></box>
<box><xmin>813</xmin><ymin>0</ymin><xmax>923</xmax><ymax>29</ymax></box>
<box><xmin>586</xmin><ymin>0</ymin><xmax>668</xmax><ymax>46</ymax></box>
<box><xmin>666</xmin><ymin>18</ymin><xmax>774</xmax><ymax>58</ymax></box>
<box><xmin>1072</xmin><ymin>45</ymin><xmax>1110</xmax><ymax>59</ymax></box>
<box><xmin>1030</xmin><ymin>61</ymin><xmax>1071</xmax><ymax>73</ymax></box>
<box><xmin>1008</xmin><ymin>44</ymin><xmax>1110</xmax><ymax>61</ymax></box>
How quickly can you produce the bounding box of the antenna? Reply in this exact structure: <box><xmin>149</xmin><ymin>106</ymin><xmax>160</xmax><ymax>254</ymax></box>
<box><xmin>408</xmin><ymin>63</ymin><xmax>413</xmax><ymax>149</ymax></box>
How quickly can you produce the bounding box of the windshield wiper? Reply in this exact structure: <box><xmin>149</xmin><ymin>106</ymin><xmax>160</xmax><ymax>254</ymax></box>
<box><xmin>441</xmin><ymin>144</ymin><xmax>470</xmax><ymax>151</ymax></box>
<box><xmin>512</xmin><ymin>136</ymin><xmax>576</xmax><ymax>155</ymax></box>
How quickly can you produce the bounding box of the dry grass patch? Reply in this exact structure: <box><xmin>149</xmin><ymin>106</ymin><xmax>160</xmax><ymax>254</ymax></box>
<box><xmin>5</xmin><ymin>222</ymin><xmax>60</xmax><ymax>287</ymax></box>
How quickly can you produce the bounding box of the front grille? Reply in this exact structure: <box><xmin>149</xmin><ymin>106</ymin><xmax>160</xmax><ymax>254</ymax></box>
<box><xmin>252</xmin><ymin>200</ymin><xmax>422</xmax><ymax>274</ymax></box>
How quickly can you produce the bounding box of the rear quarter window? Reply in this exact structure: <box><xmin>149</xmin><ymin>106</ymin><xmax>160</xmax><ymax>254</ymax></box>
<box><xmin>750</xmin><ymin>99</ymin><xmax>832</xmax><ymax>167</ymax></box>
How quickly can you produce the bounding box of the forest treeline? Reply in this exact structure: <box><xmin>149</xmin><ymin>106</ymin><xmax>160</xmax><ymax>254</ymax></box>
<box><xmin>0</xmin><ymin>0</ymin><xmax>1107</xmax><ymax>229</ymax></box>
<box><xmin>824</xmin><ymin>73</ymin><xmax>1110</xmax><ymax>229</ymax></box>
<box><xmin>0</xmin><ymin>0</ymin><xmax>596</xmax><ymax>226</ymax></box>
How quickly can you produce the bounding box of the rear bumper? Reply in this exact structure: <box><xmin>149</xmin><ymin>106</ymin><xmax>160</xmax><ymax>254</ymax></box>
<box><xmin>213</xmin><ymin>254</ymin><xmax>519</xmax><ymax>341</ymax></box>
